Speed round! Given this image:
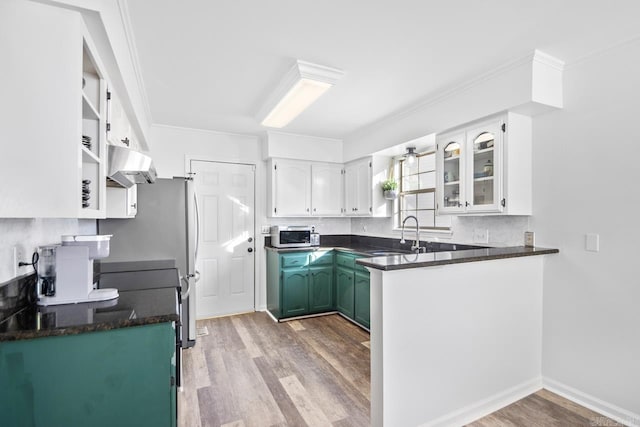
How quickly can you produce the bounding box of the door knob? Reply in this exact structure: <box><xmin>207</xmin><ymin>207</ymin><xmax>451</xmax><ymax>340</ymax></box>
<box><xmin>247</xmin><ymin>237</ymin><xmax>253</xmax><ymax>243</ymax></box>
<box><xmin>248</xmin><ymin>248</ymin><xmax>253</xmax><ymax>253</ymax></box>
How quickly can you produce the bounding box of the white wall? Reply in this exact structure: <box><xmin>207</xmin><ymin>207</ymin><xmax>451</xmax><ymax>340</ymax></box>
<box><xmin>531</xmin><ymin>39</ymin><xmax>640</xmax><ymax>420</ymax></box>
<box><xmin>0</xmin><ymin>219</ymin><xmax>96</xmax><ymax>284</ymax></box>
<box><xmin>263</xmin><ymin>131</ymin><xmax>343</xmax><ymax>163</ymax></box>
<box><xmin>149</xmin><ymin>124</ymin><xmax>351</xmax><ymax>311</ymax></box>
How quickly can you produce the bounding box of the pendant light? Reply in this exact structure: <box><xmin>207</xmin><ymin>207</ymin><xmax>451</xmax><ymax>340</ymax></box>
<box><xmin>405</xmin><ymin>147</ymin><xmax>417</xmax><ymax>165</ymax></box>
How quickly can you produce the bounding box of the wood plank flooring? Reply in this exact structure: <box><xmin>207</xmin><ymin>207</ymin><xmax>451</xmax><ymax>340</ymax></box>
<box><xmin>179</xmin><ymin>313</ymin><xmax>370</xmax><ymax>427</ymax></box>
<box><xmin>179</xmin><ymin>312</ymin><xmax>623</xmax><ymax>427</ymax></box>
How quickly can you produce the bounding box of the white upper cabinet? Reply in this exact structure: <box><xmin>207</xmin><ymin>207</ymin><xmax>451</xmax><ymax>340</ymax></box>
<box><xmin>344</xmin><ymin>156</ymin><xmax>392</xmax><ymax>218</ymax></box>
<box><xmin>106</xmin><ymin>185</ymin><xmax>137</xmax><ymax>218</ymax></box>
<box><xmin>311</xmin><ymin>163</ymin><xmax>344</xmax><ymax>216</ymax></box>
<box><xmin>344</xmin><ymin>158</ymin><xmax>372</xmax><ymax>216</ymax></box>
<box><xmin>436</xmin><ymin>112</ymin><xmax>532</xmax><ymax>215</ymax></box>
<box><xmin>0</xmin><ymin>1</ymin><xmax>107</xmax><ymax>218</ymax></box>
<box><xmin>269</xmin><ymin>159</ymin><xmax>312</xmax><ymax>217</ymax></box>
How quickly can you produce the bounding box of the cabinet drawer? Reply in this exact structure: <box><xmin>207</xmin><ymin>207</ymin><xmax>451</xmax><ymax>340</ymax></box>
<box><xmin>335</xmin><ymin>253</ymin><xmax>356</xmax><ymax>269</ymax></box>
<box><xmin>310</xmin><ymin>251</ymin><xmax>333</xmax><ymax>266</ymax></box>
<box><xmin>281</xmin><ymin>253</ymin><xmax>309</xmax><ymax>268</ymax></box>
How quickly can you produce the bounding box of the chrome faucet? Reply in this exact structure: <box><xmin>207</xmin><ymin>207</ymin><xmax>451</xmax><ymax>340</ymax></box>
<box><xmin>400</xmin><ymin>215</ymin><xmax>425</xmax><ymax>253</ymax></box>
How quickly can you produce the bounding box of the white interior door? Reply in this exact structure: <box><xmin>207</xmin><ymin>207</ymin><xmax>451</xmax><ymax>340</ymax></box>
<box><xmin>191</xmin><ymin>160</ymin><xmax>255</xmax><ymax>318</ymax></box>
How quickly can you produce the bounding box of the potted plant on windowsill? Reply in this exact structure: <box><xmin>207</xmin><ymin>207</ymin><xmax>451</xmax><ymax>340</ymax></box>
<box><xmin>382</xmin><ymin>179</ymin><xmax>398</xmax><ymax>200</ymax></box>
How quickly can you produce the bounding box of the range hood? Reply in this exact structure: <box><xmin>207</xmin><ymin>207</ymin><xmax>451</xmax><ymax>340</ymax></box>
<box><xmin>107</xmin><ymin>145</ymin><xmax>157</xmax><ymax>188</ymax></box>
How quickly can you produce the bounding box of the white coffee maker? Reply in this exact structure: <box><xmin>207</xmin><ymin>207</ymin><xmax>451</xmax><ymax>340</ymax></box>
<box><xmin>37</xmin><ymin>235</ymin><xmax>119</xmax><ymax>306</ymax></box>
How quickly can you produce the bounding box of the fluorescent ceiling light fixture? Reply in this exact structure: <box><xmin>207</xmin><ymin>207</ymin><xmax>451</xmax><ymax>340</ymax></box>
<box><xmin>259</xmin><ymin>60</ymin><xmax>344</xmax><ymax>128</ymax></box>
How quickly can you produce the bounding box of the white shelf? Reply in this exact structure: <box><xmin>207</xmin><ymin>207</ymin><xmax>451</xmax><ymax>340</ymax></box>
<box><xmin>82</xmin><ymin>92</ymin><xmax>100</xmax><ymax>120</ymax></box>
<box><xmin>444</xmin><ymin>155</ymin><xmax>460</xmax><ymax>161</ymax></box>
<box><xmin>474</xmin><ymin>176</ymin><xmax>494</xmax><ymax>182</ymax></box>
<box><xmin>81</xmin><ymin>145</ymin><xmax>100</xmax><ymax>164</ymax></box>
<box><xmin>474</xmin><ymin>147</ymin><xmax>494</xmax><ymax>155</ymax></box>
<box><xmin>444</xmin><ymin>180</ymin><xmax>460</xmax><ymax>186</ymax></box>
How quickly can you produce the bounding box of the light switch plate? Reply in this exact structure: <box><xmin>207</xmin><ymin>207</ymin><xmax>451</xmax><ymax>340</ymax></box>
<box><xmin>586</xmin><ymin>233</ymin><xmax>599</xmax><ymax>252</ymax></box>
<box><xmin>261</xmin><ymin>225</ymin><xmax>271</xmax><ymax>234</ymax></box>
<box><xmin>524</xmin><ymin>231</ymin><xmax>535</xmax><ymax>247</ymax></box>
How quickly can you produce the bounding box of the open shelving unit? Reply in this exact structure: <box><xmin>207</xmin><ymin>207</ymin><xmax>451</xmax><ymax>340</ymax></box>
<box><xmin>78</xmin><ymin>35</ymin><xmax>107</xmax><ymax>218</ymax></box>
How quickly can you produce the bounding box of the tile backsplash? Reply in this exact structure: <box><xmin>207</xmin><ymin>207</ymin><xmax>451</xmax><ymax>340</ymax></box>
<box><xmin>351</xmin><ymin>215</ymin><xmax>530</xmax><ymax>247</ymax></box>
<box><xmin>0</xmin><ymin>218</ymin><xmax>96</xmax><ymax>284</ymax></box>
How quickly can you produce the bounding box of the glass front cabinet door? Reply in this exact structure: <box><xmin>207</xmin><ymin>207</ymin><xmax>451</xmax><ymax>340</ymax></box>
<box><xmin>465</xmin><ymin>119</ymin><xmax>503</xmax><ymax>213</ymax></box>
<box><xmin>437</xmin><ymin>117</ymin><xmax>505</xmax><ymax>214</ymax></box>
<box><xmin>437</xmin><ymin>132</ymin><xmax>466</xmax><ymax>214</ymax></box>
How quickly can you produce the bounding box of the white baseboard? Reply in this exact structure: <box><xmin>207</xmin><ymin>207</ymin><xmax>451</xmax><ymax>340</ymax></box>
<box><xmin>420</xmin><ymin>377</ymin><xmax>542</xmax><ymax>427</ymax></box>
<box><xmin>543</xmin><ymin>377</ymin><xmax>640</xmax><ymax>427</ymax></box>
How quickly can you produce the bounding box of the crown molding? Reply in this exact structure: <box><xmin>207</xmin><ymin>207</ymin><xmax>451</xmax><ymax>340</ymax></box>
<box><xmin>116</xmin><ymin>0</ymin><xmax>153</xmax><ymax>126</ymax></box>
<box><xmin>532</xmin><ymin>50</ymin><xmax>565</xmax><ymax>71</ymax></box>
<box><xmin>151</xmin><ymin>123</ymin><xmax>260</xmax><ymax>139</ymax></box>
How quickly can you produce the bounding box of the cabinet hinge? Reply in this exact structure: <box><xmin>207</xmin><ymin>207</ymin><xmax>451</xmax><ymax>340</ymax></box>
<box><xmin>170</xmin><ymin>376</ymin><xmax>175</xmax><ymax>387</ymax></box>
<box><xmin>106</xmin><ymin>91</ymin><xmax>111</xmax><ymax>101</ymax></box>
<box><xmin>501</xmin><ymin>198</ymin><xmax>506</xmax><ymax>207</ymax></box>
<box><xmin>106</xmin><ymin>122</ymin><xmax>111</xmax><ymax>132</ymax></box>
<box><xmin>369</xmin><ymin>207</ymin><xmax>372</xmax><ymax>213</ymax></box>
<box><xmin>501</xmin><ymin>123</ymin><xmax>506</xmax><ymax>132</ymax></box>
<box><xmin>369</xmin><ymin>161</ymin><xmax>372</xmax><ymax>168</ymax></box>
<box><xmin>274</xmin><ymin>164</ymin><xmax>277</xmax><ymax>170</ymax></box>
<box><xmin>274</xmin><ymin>207</ymin><xmax>277</xmax><ymax>214</ymax></box>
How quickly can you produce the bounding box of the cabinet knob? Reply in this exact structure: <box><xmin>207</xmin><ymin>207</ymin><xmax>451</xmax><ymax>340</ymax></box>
<box><xmin>248</xmin><ymin>247</ymin><xmax>253</xmax><ymax>253</ymax></box>
<box><xmin>131</xmin><ymin>203</ymin><xmax>137</xmax><ymax>209</ymax></box>
<box><xmin>465</xmin><ymin>201</ymin><xmax>470</xmax><ymax>207</ymax></box>
<box><xmin>306</xmin><ymin>208</ymin><xmax>310</xmax><ymax>212</ymax></box>
<box><xmin>313</xmin><ymin>208</ymin><xmax>316</xmax><ymax>212</ymax></box>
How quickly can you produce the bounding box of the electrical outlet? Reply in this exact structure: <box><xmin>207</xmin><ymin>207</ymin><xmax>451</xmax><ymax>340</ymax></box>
<box><xmin>261</xmin><ymin>225</ymin><xmax>271</xmax><ymax>234</ymax></box>
<box><xmin>473</xmin><ymin>229</ymin><xmax>489</xmax><ymax>244</ymax></box>
<box><xmin>524</xmin><ymin>231</ymin><xmax>535</xmax><ymax>247</ymax></box>
<box><xmin>13</xmin><ymin>246</ymin><xmax>26</xmax><ymax>277</ymax></box>
<box><xmin>586</xmin><ymin>233</ymin><xmax>599</xmax><ymax>252</ymax></box>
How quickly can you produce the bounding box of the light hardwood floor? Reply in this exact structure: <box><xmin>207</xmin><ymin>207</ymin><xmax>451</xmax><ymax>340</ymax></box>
<box><xmin>179</xmin><ymin>312</ymin><xmax>622</xmax><ymax>427</ymax></box>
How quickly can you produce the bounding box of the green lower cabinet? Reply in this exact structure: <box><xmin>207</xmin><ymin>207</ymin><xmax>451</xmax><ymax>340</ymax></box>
<box><xmin>336</xmin><ymin>266</ymin><xmax>355</xmax><ymax>318</ymax></box>
<box><xmin>354</xmin><ymin>271</ymin><xmax>371</xmax><ymax>329</ymax></box>
<box><xmin>282</xmin><ymin>268</ymin><xmax>310</xmax><ymax>317</ymax></box>
<box><xmin>309</xmin><ymin>266</ymin><xmax>333</xmax><ymax>313</ymax></box>
<box><xmin>0</xmin><ymin>322</ymin><xmax>176</xmax><ymax>427</ymax></box>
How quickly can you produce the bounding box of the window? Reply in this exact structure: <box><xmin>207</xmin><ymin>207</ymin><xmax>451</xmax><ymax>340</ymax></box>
<box><xmin>397</xmin><ymin>150</ymin><xmax>451</xmax><ymax>230</ymax></box>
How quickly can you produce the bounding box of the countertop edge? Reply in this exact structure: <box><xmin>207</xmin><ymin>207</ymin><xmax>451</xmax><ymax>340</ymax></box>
<box><xmin>357</xmin><ymin>247</ymin><xmax>560</xmax><ymax>271</ymax></box>
<box><xmin>0</xmin><ymin>314</ymin><xmax>179</xmax><ymax>342</ymax></box>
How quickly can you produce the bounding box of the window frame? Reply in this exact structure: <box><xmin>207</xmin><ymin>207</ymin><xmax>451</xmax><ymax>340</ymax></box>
<box><xmin>396</xmin><ymin>150</ymin><xmax>450</xmax><ymax>231</ymax></box>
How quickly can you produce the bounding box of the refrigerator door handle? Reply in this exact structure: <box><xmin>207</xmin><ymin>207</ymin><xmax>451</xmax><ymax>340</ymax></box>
<box><xmin>194</xmin><ymin>191</ymin><xmax>201</xmax><ymax>266</ymax></box>
<box><xmin>180</xmin><ymin>275</ymin><xmax>191</xmax><ymax>298</ymax></box>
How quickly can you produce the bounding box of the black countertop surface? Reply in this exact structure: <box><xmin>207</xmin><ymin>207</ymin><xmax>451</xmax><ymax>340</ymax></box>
<box><xmin>356</xmin><ymin>246</ymin><xmax>559</xmax><ymax>271</ymax></box>
<box><xmin>263</xmin><ymin>234</ymin><xmax>558</xmax><ymax>271</ymax></box>
<box><xmin>0</xmin><ymin>269</ymin><xmax>180</xmax><ymax>342</ymax></box>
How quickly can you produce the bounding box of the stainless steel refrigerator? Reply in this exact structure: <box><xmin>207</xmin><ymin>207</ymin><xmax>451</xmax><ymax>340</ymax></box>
<box><xmin>98</xmin><ymin>177</ymin><xmax>199</xmax><ymax>348</ymax></box>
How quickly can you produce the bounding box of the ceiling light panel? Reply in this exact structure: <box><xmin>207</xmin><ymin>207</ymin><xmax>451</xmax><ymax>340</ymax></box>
<box><xmin>259</xmin><ymin>60</ymin><xmax>344</xmax><ymax>128</ymax></box>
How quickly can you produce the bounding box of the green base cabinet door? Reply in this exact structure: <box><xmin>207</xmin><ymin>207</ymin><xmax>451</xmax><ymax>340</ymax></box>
<box><xmin>336</xmin><ymin>266</ymin><xmax>355</xmax><ymax>318</ymax></box>
<box><xmin>354</xmin><ymin>271</ymin><xmax>371</xmax><ymax>329</ymax></box>
<box><xmin>309</xmin><ymin>266</ymin><xmax>333</xmax><ymax>313</ymax></box>
<box><xmin>0</xmin><ymin>323</ymin><xmax>176</xmax><ymax>427</ymax></box>
<box><xmin>282</xmin><ymin>269</ymin><xmax>310</xmax><ymax>317</ymax></box>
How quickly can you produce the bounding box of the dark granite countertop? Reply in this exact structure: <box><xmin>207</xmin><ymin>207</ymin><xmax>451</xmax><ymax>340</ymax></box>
<box><xmin>356</xmin><ymin>246</ymin><xmax>559</xmax><ymax>271</ymax></box>
<box><xmin>263</xmin><ymin>235</ymin><xmax>558</xmax><ymax>270</ymax></box>
<box><xmin>0</xmin><ymin>271</ymin><xmax>180</xmax><ymax>342</ymax></box>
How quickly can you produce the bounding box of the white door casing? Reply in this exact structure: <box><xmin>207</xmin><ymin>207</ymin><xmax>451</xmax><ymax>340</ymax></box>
<box><xmin>191</xmin><ymin>160</ymin><xmax>255</xmax><ymax>318</ymax></box>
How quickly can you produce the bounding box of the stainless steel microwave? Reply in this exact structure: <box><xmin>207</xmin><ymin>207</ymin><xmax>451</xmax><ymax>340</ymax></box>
<box><xmin>270</xmin><ymin>226</ymin><xmax>312</xmax><ymax>248</ymax></box>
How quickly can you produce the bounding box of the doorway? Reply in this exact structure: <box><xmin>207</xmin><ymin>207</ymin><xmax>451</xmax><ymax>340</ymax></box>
<box><xmin>190</xmin><ymin>160</ymin><xmax>256</xmax><ymax>318</ymax></box>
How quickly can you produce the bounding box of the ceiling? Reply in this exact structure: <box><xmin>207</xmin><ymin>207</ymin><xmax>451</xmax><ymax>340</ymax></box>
<box><xmin>126</xmin><ymin>0</ymin><xmax>640</xmax><ymax>139</ymax></box>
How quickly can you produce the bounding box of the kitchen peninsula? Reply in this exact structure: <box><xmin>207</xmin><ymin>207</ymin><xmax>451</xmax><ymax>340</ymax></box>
<box><xmin>358</xmin><ymin>246</ymin><xmax>559</xmax><ymax>427</ymax></box>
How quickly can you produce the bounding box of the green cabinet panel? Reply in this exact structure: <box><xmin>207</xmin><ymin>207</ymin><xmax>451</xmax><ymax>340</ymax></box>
<box><xmin>282</xmin><ymin>269</ymin><xmax>310</xmax><ymax>317</ymax></box>
<box><xmin>335</xmin><ymin>252</ymin><xmax>356</xmax><ymax>269</ymax></box>
<box><xmin>336</xmin><ymin>266</ymin><xmax>355</xmax><ymax>318</ymax></box>
<box><xmin>281</xmin><ymin>253</ymin><xmax>310</xmax><ymax>268</ymax></box>
<box><xmin>267</xmin><ymin>250</ymin><xmax>282</xmax><ymax>319</ymax></box>
<box><xmin>354</xmin><ymin>271</ymin><xmax>371</xmax><ymax>329</ymax></box>
<box><xmin>309</xmin><ymin>266</ymin><xmax>333</xmax><ymax>313</ymax></box>
<box><xmin>310</xmin><ymin>250</ymin><xmax>333</xmax><ymax>266</ymax></box>
<box><xmin>0</xmin><ymin>323</ymin><xmax>176</xmax><ymax>427</ymax></box>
